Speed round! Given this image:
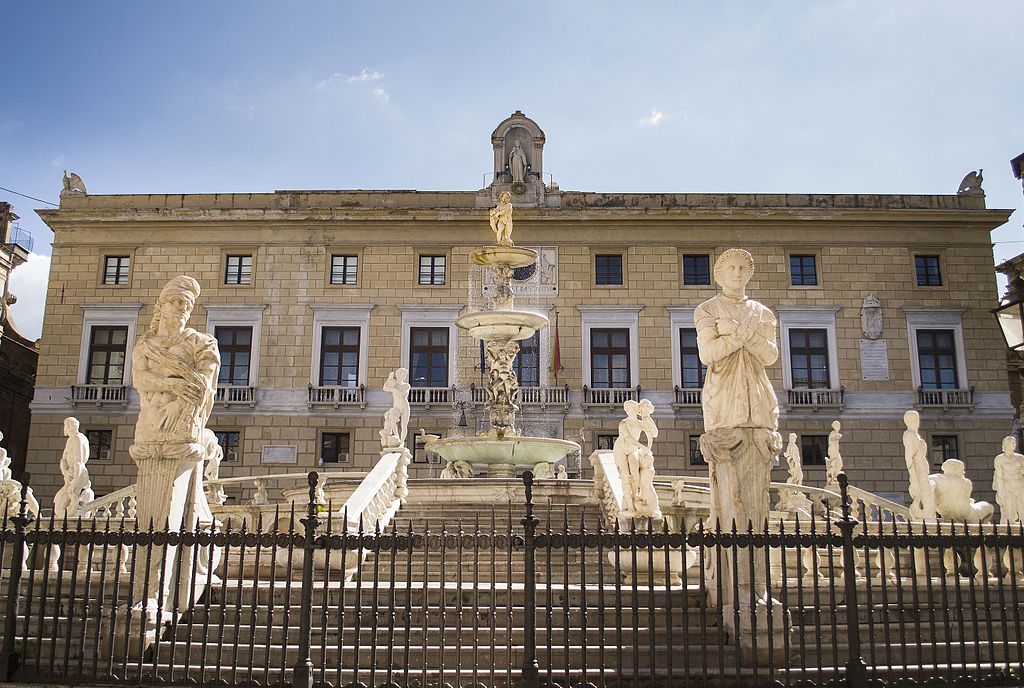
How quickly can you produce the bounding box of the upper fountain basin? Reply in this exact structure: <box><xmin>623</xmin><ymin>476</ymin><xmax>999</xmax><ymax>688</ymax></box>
<box><xmin>456</xmin><ymin>310</ymin><xmax>549</xmax><ymax>341</ymax></box>
<box><xmin>471</xmin><ymin>246</ymin><xmax>538</xmax><ymax>269</ymax></box>
<box><xmin>427</xmin><ymin>435</ymin><xmax>581</xmax><ymax>467</ymax></box>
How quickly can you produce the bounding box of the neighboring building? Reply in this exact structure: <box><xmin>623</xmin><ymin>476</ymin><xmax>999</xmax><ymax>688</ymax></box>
<box><xmin>0</xmin><ymin>202</ymin><xmax>38</xmax><ymax>476</ymax></box>
<box><xmin>27</xmin><ymin>113</ymin><xmax>1014</xmax><ymax>504</ymax></box>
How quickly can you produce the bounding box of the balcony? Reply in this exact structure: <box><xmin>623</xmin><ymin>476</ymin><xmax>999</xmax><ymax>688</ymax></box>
<box><xmin>470</xmin><ymin>384</ymin><xmax>571</xmax><ymax>412</ymax></box>
<box><xmin>215</xmin><ymin>385</ymin><xmax>256</xmax><ymax>408</ymax></box>
<box><xmin>672</xmin><ymin>386</ymin><xmax>703</xmax><ymax>410</ymax></box>
<box><xmin>5</xmin><ymin>224</ymin><xmax>33</xmax><ymax>253</ymax></box>
<box><xmin>70</xmin><ymin>384</ymin><xmax>128</xmax><ymax>407</ymax></box>
<box><xmin>785</xmin><ymin>387</ymin><xmax>844</xmax><ymax>412</ymax></box>
<box><xmin>408</xmin><ymin>386</ymin><xmax>454</xmax><ymax>409</ymax></box>
<box><xmin>307</xmin><ymin>384</ymin><xmax>366</xmax><ymax>409</ymax></box>
<box><xmin>582</xmin><ymin>385</ymin><xmax>641</xmax><ymax>411</ymax></box>
<box><xmin>915</xmin><ymin>386</ymin><xmax>975</xmax><ymax>411</ymax></box>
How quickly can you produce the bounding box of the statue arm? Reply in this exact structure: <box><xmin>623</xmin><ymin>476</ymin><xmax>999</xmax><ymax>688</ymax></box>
<box><xmin>694</xmin><ymin>307</ymin><xmax>745</xmax><ymax>365</ymax></box>
<box><xmin>131</xmin><ymin>345</ymin><xmax>179</xmax><ymax>393</ymax></box>
<box><xmin>739</xmin><ymin>310</ymin><xmax>779</xmax><ymax>366</ymax></box>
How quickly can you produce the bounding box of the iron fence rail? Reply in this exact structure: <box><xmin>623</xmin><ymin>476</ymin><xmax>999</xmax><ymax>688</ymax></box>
<box><xmin>0</xmin><ymin>473</ymin><xmax>1022</xmax><ymax>687</ymax></box>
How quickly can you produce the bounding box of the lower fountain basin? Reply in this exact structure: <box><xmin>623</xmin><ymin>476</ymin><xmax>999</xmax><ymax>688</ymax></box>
<box><xmin>456</xmin><ymin>310</ymin><xmax>549</xmax><ymax>341</ymax></box>
<box><xmin>428</xmin><ymin>436</ymin><xmax>580</xmax><ymax>476</ymax></box>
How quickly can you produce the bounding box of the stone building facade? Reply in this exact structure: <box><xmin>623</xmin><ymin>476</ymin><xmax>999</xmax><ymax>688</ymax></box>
<box><xmin>26</xmin><ymin>113</ymin><xmax>1014</xmax><ymax>505</ymax></box>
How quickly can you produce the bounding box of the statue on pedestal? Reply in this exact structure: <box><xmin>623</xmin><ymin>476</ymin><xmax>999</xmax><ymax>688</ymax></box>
<box><xmin>489</xmin><ymin>191</ymin><xmax>514</xmax><ymax>246</ymax></box>
<box><xmin>826</xmin><ymin>420</ymin><xmax>843</xmax><ymax>487</ymax></box>
<box><xmin>53</xmin><ymin>417</ymin><xmax>94</xmax><ymax>517</ymax></box>
<box><xmin>382</xmin><ymin>368</ymin><xmax>411</xmax><ymax>447</ymax></box>
<box><xmin>778</xmin><ymin>432</ymin><xmax>812</xmax><ymax>513</ymax></box>
<box><xmin>201</xmin><ymin>429</ymin><xmax>227</xmax><ymax>507</ymax></box>
<box><xmin>931</xmin><ymin>459</ymin><xmax>994</xmax><ymax>523</ymax></box>
<box><xmin>695</xmin><ymin>248</ymin><xmax>786</xmax><ymax>660</ymax></box>
<box><xmin>902</xmin><ymin>410</ymin><xmax>936</xmax><ymax>520</ymax></box>
<box><xmin>994</xmin><ymin>436</ymin><xmax>1024</xmax><ymax>524</ymax></box>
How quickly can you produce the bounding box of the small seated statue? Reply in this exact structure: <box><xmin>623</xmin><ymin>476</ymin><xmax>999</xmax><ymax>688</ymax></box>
<box><xmin>440</xmin><ymin>460</ymin><xmax>474</xmax><ymax>479</ymax></box>
<box><xmin>930</xmin><ymin>459</ymin><xmax>994</xmax><ymax>524</ymax></box>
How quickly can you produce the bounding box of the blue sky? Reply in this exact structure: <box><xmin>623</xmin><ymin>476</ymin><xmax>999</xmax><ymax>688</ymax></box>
<box><xmin>2</xmin><ymin>1</ymin><xmax>1023</xmax><ymax>339</ymax></box>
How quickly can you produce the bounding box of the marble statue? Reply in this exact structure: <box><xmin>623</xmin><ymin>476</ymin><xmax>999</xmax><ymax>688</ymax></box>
<box><xmin>61</xmin><ymin>170</ymin><xmax>87</xmax><ymax>195</ymax></box>
<box><xmin>0</xmin><ymin>435</ymin><xmax>40</xmax><ymax>572</ymax></box>
<box><xmin>695</xmin><ymin>248</ymin><xmax>787</xmax><ymax>658</ymax></box>
<box><xmin>826</xmin><ymin>421</ymin><xmax>843</xmax><ymax>486</ymax></box>
<box><xmin>485</xmin><ymin>339</ymin><xmax>520</xmax><ymax>435</ymax></box>
<box><xmin>201</xmin><ymin>429</ymin><xmax>227</xmax><ymax>507</ymax></box>
<box><xmin>440</xmin><ymin>460</ymin><xmax>474</xmax><ymax>479</ymax></box>
<box><xmin>382</xmin><ymin>368</ymin><xmax>411</xmax><ymax>447</ymax></box>
<box><xmin>556</xmin><ymin>465</ymin><xmax>568</xmax><ymax>480</ymax></box>
<box><xmin>129</xmin><ymin>276</ymin><xmax>220</xmax><ymax>608</ymax></box>
<box><xmin>993</xmin><ymin>436</ymin><xmax>1024</xmax><ymax>524</ymax></box>
<box><xmin>533</xmin><ymin>462</ymin><xmax>556</xmax><ymax>480</ymax></box>
<box><xmin>777</xmin><ymin>432</ymin><xmax>812</xmax><ymax>513</ymax></box>
<box><xmin>957</xmin><ymin>169</ymin><xmax>984</xmax><ymax>195</ymax></box>
<box><xmin>860</xmin><ymin>294</ymin><xmax>883</xmax><ymax>340</ymax></box>
<box><xmin>489</xmin><ymin>191</ymin><xmax>514</xmax><ymax>246</ymax></box>
<box><xmin>249</xmin><ymin>479</ymin><xmax>271</xmax><ymax>506</ymax></box>
<box><xmin>53</xmin><ymin>417</ymin><xmax>95</xmax><ymax>517</ymax></box>
<box><xmin>611</xmin><ymin>399</ymin><xmax>661</xmax><ymax>520</ymax></box>
<box><xmin>903</xmin><ymin>410</ymin><xmax>936</xmax><ymax>520</ymax></box>
<box><xmin>379</xmin><ymin>407</ymin><xmax>403</xmax><ymax>450</ymax></box>
<box><xmin>509</xmin><ymin>141</ymin><xmax>528</xmax><ymax>183</ymax></box>
<box><xmin>930</xmin><ymin>459</ymin><xmax>994</xmax><ymax>524</ymax></box>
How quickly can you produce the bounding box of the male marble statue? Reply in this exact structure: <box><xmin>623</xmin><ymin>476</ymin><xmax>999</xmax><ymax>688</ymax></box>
<box><xmin>201</xmin><ymin>429</ymin><xmax>227</xmax><ymax>507</ymax></box>
<box><xmin>695</xmin><ymin>248</ymin><xmax>786</xmax><ymax>658</ymax></box>
<box><xmin>129</xmin><ymin>275</ymin><xmax>220</xmax><ymax>608</ymax></box>
<box><xmin>826</xmin><ymin>420</ymin><xmax>843</xmax><ymax>486</ymax></box>
<box><xmin>902</xmin><ymin>410</ymin><xmax>936</xmax><ymax>520</ymax></box>
<box><xmin>993</xmin><ymin>436</ymin><xmax>1024</xmax><ymax>524</ymax></box>
<box><xmin>509</xmin><ymin>141</ymin><xmax>528</xmax><ymax>183</ymax></box>
<box><xmin>778</xmin><ymin>432</ymin><xmax>812</xmax><ymax>513</ymax></box>
<box><xmin>489</xmin><ymin>191</ymin><xmax>514</xmax><ymax>246</ymax></box>
<box><xmin>382</xmin><ymin>368</ymin><xmax>411</xmax><ymax>447</ymax></box>
<box><xmin>53</xmin><ymin>417</ymin><xmax>95</xmax><ymax>517</ymax></box>
<box><xmin>634</xmin><ymin>399</ymin><xmax>662</xmax><ymax>519</ymax></box>
<box><xmin>612</xmin><ymin>400</ymin><xmax>644</xmax><ymax>516</ymax></box>
<box><xmin>930</xmin><ymin>459</ymin><xmax>994</xmax><ymax>524</ymax></box>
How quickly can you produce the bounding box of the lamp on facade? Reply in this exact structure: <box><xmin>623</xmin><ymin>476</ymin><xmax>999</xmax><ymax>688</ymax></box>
<box><xmin>995</xmin><ymin>265</ymin><xmax>1024</xmax><ymax>352</ymax></box>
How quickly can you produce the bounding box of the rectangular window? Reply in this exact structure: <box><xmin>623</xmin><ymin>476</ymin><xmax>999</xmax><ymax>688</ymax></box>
<box><xmin>216</xmin><ymin>326</ymin><xmax>253</xmax><ymax>386</ymax></box>
<box><xmin>789</xmin><ymin>328</ymin><xmax>830</xmax><ymax>389</ymax></box>
<box><xmin>916</xmin><ymin>329</ymin><xmax>959</xmax><ymax>389</ymax></box>
<box><xmin>682</xmin><ymin>254</ymin><xmax>711</xmax><ymax>286</ymax></box>
<box><xmin>596</xmin><ymin>434</ymin><xmax>616</xmax><ymax>451</ymax></box>
<box><xmin>514</xmin><ymin>332</ymin><xmax>540</xmax><ymax>388</ymax></box>
<box><xmin>800</xmin><ymin>435</ymin><xmax>828</xmax><ymax>466</ymax></box>
<box><xmin>679</xmin><ymin>328</ymin><xmax>706</xmax><ymax>388</ymax></box>
<box><xmin>689</xmin><ymin>436</ymin><xmax>707</xmax><ymax>465</ymax></box>
<box><xmin>86</xmin><ymin>326</ymin><xmax>128</xmax><ymax>384</ymax></box>
<box><xmin>85</xmin><ymin>429</ymin><xmax>113</xmax><ymax>461</ymax></box>
<box><xmin>915</xmin><ymin>255</ymin><xmax>942</xmax><ymax>287</ymax></box>
<box><xmin>319</xmin><ymin>326</ymin><xmax>360</xmax><ymax>386</ymax></box>
<box><xmin>595</xmin><ymin>254</ymin><xmax>624</xmax><ymax>286</ymax></box>
<box><xmin>409</xmin><ymin>327</ymin><xmax>449</xmax><ymax>387</ymax></box>
<box><xmin>330</xmin><ymin>255</ymin><xmax>358</xmax><ymax>285</ymax></box>
<box><xmin>214</xmin><ymin>430</ymin><xmax>241</xmax><ymax>462</ymax></box>
<box><xmin>224</xmin><ymin>254</ymin><xmax>253</xmax><ymax>285</ymax></box>
<box><xmin>789</xmin><ymin>255</ymin><xmax>818</xmax><ymax>286</ymax></box>
<box><xmin>418</xmin><ymin>255</ymin><xmax>446</xmax><ymax>285</ymax></box>
<box><xmin>102</xmin><ymin>256</ymin><xmax>130</xmax><ymax>285</ymax></box>
<box><xmin>412</xmin><ymin>431</ymin><xmax>441</xmax><ymax>464</ymax></box>
<box><xmin>931</xmin><ymin>435</ymin><xmax>960</xmax><ymax>465</ymax></box>
<box><xmin>590</xmin><ymin>328</ymin><xmax>630</xmax><ymax>388</ymax></box>
<box><xmin>319</xmin><ymin>432</ymin><xmax>350</xmax><ymax>464</ymax></box>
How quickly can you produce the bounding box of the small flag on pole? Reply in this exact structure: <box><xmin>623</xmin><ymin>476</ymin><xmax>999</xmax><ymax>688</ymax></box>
<box><xmin>550</xmin><ymin>310</ymin><xmax>563</xmax><ymax>378</ymax></box>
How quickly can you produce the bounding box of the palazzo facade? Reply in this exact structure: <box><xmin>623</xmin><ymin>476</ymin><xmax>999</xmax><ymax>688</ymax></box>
<box><xmin>25</xmin><ymin>113</ymin><xmax>1014</xmax><ymax>505</ymax></box>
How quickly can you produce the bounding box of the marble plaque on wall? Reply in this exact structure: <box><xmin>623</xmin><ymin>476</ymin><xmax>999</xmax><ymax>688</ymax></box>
<box><xmin>261</xmin><ymin>445</ymin><xmax>298</xmax><ymax>464</ymax></box>
<box><xmin>859</xmin><ymin>339</ymin><xmax>890</xmax><ymax>380</ymax></box>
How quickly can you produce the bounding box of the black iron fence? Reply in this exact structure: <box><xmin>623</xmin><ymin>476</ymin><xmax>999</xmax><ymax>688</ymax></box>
<box><xmin>0</xmin><ymin>472</ymin><xmax>1023</xmax><ymax>687</ymax></box>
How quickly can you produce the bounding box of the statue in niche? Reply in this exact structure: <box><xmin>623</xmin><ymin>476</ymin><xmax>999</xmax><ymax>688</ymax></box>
<box><xmin>509</xmin><ymin>140</ymin><xmax>528</xmax><ymax>183</ymax></box>
<box><xmin>930</xmin><ymin>459</ymin><xmax>994</xmax><ymax>524</ymax></box>
<box><xmin>860</xmin><ymin>293</ymin><xmax>883</xmax><ymax>340</ymax></box>
<box><xmin>993</xmin><ymin>436</ymin><xmax>1024</xmax><ymax>524</ymax></box>
<box><xmin>382</xmin><ymin>368</ymin><xmax>411</xmax><ymax>447</ymax></box>
<box><xmin>902</xmin><ymin>410</ymin><xmax>936</xmax><ymax>520</ymax></box>
<box><xmin>826</xmin><ymin>420</ymin><xmax>843</xmax><ymax>486</ymax></box>
<box><xmin>201</xmin><ymin>429</ymin><xmax>227</xmax><ymax>507</ymax></box>
<box><xmin>489</xmin><ymin>191</ymin><xmax>514</xmax><ymax>246</ymax></box>
<box><xmin>53</xmin><ymin>417</ymin><xmax>94</xmax><ymax>517</ymax></box>
<box><xmin>440</xmin><ymin>460</ymin><xmax>474</xmax><ymax>479</ymax></box>
<box><xmin>129</xmin><ymin>275</ymin><xmax>220</xmax><ymax>608</ymax></box>
<box><xmin>957</xmin><ymin>169</ymin><xmax>984</xmax><ymax>195</ymax></box>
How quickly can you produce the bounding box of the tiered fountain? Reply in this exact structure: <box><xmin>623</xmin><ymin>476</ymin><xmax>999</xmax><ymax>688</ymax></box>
<box><xmin>428</xmin><ymin>192</ymin><xmax>580</xmax><ymax>477</ymax></box>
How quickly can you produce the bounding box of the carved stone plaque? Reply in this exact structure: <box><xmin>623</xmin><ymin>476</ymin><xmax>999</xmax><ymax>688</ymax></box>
<box><xmin>859</xmin><ymin>339</ymin><xmax>890</xmax><ymax>380</ymax></box>
<box><xmin>483</xmin><ymin>246</ymin><xmax>557</xmax><ymax>297</ymax></box>
<box><xmin>261</xmin><ymin>445</ymin><xmax>298</xmax><ymax>464</ymax></box>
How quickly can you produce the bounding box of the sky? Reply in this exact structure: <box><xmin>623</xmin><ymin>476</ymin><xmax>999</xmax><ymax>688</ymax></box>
<box><xmin>2</xmin><ymin>1</ymin><xmax>1023</xmax><ymax>340</ymax></box>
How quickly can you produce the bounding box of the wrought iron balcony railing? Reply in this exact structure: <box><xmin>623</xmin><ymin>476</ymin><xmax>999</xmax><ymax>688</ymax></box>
<box><xmin>70</xmin><ymin>384</ymin><xmax>128</xmax><ymax>407</ymax></box>
<box><xmin>915</xmin><ymin>386</ymin><xmax>975</xmax><ymax>411</ymax></box>
<box><xmin>5</xmin><ymin>224</ymin><xmax>33</xmax><ymax>253</ymax></box>
<box><xmin>307</xmin><ymin>384</ymin><xmax>366</xmax><ymax>409</ymax></box>
<box><xmin>215</xmin><ymin>385</ymin><xmax>256</xmax><ymax>407</ymax></box>
<box><xmin>785</xmin><ymin>387</ymin><xmax>845</xmax><ymax>411</ymax></box>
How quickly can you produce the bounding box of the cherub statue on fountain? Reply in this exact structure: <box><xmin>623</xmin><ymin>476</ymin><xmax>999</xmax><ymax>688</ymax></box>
<box><xmin>489</xmin><ymin>191</ymin><xmax>514</xmax><ymax>246</ymax></box>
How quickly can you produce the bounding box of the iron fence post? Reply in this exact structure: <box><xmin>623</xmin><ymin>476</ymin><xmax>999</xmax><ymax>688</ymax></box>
<box><xmin>520</xmin><ymin>471</ymin><xmax>539</xmax><ymax>688</ymax></box>
<box><xmin>0</xmin><ymin>473</ymin><xmax>32</xmax><ymax>680</ymax></box>
<box><xmin>292</xmin><ymin>471</ymin><xmax>321</xmax><ymax>688</ymax></box>
<box><xmin>837</xmin><ymin>473</ymin><xmax>868</xmax><ymax>688</ymax></box>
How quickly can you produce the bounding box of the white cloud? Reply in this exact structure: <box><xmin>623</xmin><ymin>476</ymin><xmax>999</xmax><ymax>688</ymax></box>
<box><xmin>348</xmin><ymin>68</ymin><xmax>383</xmax><ymax>83</ymax></box>
<box><xmin>316</xmin><ymin>68</ymin><xmax>385</xmax><ymax>90</ymax></box>
<box><xmin>638</xmin><ymin>109</ymin><xmax>667</xmax><ymax>126</ymax></box>
<box><xmin>373</xmin><ymin>87</ymin><xmax>390</xmax><ymax>103</ymax></box>
<box><xmin>7</xmin><ymin>252</ymin><xmax>50</xmax><ymax>340</ymax></box>
<box><xmin>50</xmin><ymin>155</ymin><xmax>66</xmax><ymax>168</ymax></box>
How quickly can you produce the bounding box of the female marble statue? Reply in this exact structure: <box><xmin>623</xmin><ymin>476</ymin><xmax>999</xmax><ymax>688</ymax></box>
<box><xmin>53</xmin><ymin>417</ymin><xmax>94</xmax><ymax>517</ymax></box>
<box><xmin>993</xmin><ymin>435</ymin><xmax>1024</xmax><ymax>524</ymax></box>
<box><xmin>902</xmin><ymin>410</ymin><xmax>936</xmax><ymax>520</ymax></box>
<box><xmin>612</xmin><ymin>400</ymin><xmax>644</xmax><ymax>515</ymax></box>
<box><xmin>634</xmin><ymin>399</ymin><xmax>662</xmax><ymax>519</ymax></box>
<box><xmin>826</xmin><ymin>420</ymin><xmax>843</xmax><ymax>485</ymax></box>
<box><xmin>509</xmin><ymin>141</ymin><xmax>528</xmax><ymax>183</ymax></box>
<box><xmin>785</xmin><ymin>433</ymin><xmax>803</xmax><ymax>486</ymax></box>
<box><xmin>489</xmin><ymin>192</ymin><xmax>514</xmax><ymax>246</ymax></box>
<box><xmin>382</xmin><ymin>368</ymin><xmax>411</xmax><ymax>446</ymax></box>
<box><xmin>201</xmin><ymin>428</ymin><xmax>227</xmax><ymax>506</ymax></box>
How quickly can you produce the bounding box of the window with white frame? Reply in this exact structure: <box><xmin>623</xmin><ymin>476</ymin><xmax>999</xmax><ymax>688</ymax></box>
<box><xmin>204</xmin><ymin>304</ymin><xmax>266</xmax><ymax>388</ymax></box>
<box><xmin>904</xmin><ymin>309</ymin><xmax>968</xmax><ymax>391</ymax></box>
<box><xmin>398</xmin><ymin>305</ymin><xmax>461</xmax><ymax>389</ymax></box>
<box><xmin>76</xmin><ymin>304</ymin><xmax>142</xmax><ymax>386</ymax></box>
<box><xmin>777</xmin><ymin>307</ymin><xmax>840</xmax><ymax>390</ymax></box>
<box><xmin>667</xmin><ymin>306</ymin><xmax>707</xmax><ymax>390</ymax></box>
<box><xmin>309</xmin><ymin>304</ymin><xmax>373</xmax><ymax>389</ymax></box>
<box><xmin>578</xmin><ymin>305</ymin><xmax>643</xmax><ymax>389</ymax></box>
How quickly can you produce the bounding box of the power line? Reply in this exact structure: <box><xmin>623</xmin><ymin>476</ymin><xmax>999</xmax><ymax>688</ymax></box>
<box><xmin>0</xmin><ymin>186</ymin><xmax>58</xmax><ymax>207</ymax></box>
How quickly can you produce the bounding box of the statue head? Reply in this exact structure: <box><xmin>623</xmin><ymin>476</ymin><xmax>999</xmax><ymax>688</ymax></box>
<box><xmin>788</xmin><ymin>432</ymin><xmax>797</xmax><ymax>445</ymax></box>
<box><xmin>941</xmin><ymin>459</ymin><xmax>966</xmax><ymax>477</ymax></box>
<box><xmin>831</xmin><ymin>420</ymin><xmax>841</xmax><ymax>432</ymax></box>
<box><xmin>63</xmin><ymin>417</ymin><xmax>80</xmax><ymax>436</ymax></box>
<box><xmin>201</xmin><ymin>428</ymin><xmax>219</xmax><ymax>456</ymax></box>
<box><xmin>623</xmin><ymin>399</ymin><xmax>640</xmax><ymax>416</ymax></box>
<box><xmin>713</xmin><ymin>249</ymin><xmax>754</xmax><ymax>293</ymax></box>
<box><xmin>499</xmin><ymin>191</ymin><xmax>512</xmax><ymax>204</ymax></box>
<box><xmin>903</xmin><ymin>409</ymin><xmax>920</xmax><ymax>432</ymax></box>
<box><xmin>149</xmin><ymin>275</ymin><xmax>201</xmax><ymax>334</ymax></box>
<box><xmin>395</xmin><ymin>367</ymin><xmax>408</xmax><ymax>383</ymax></box>
<box><xmin>1003</xmin><ymin>435</ymin><xmax>1019</xmax><ymax>454</ymax></box>
<box><xmin>638</xmin><ymin>399</ymin><xmax>654</xmax><ymax>416</ymax></box>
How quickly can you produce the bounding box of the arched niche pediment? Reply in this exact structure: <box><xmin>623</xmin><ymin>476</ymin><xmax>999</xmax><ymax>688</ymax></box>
<box><xmin>491</xmin><ymin>111</ymin><xmax>545</xmax><ymax>185</ymax></box>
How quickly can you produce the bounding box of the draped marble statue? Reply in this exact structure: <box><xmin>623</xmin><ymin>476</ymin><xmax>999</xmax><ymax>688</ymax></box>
<box><xmin>509</xmin><ymin>141</ymin><xmax>528</xmax><ymax>183</ymax></box>
<box><xmin>994</xmin><ymin>436</ymin><xmax>1024</xmax><ymax>524</ymax></box>
<box><xmin>695</xmin><ymin>248</ymin><xmax>786</xmax><ymax>660</ymax></box>
<box><xmin>129</xmin><ymin>276</ymin><xmax>220</xmax><ymax>611</ymax></box>
<box><xmin>825</xmin><ymin>420</ymin><xmax>843</xmax><ymax>487</ymax></box>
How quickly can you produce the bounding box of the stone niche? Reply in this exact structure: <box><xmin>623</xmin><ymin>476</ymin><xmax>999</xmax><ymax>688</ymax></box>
<box><xmin>490</xmin><ymin>110</ymin><xmax>547</xmax><ymax>206</ymax></box>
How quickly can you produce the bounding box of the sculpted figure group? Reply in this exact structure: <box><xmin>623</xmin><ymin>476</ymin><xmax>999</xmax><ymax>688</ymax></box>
<box><xmin>612</xmin><ymin>399</ymin><xmax>661</xmax><ymax>520</ymax></box>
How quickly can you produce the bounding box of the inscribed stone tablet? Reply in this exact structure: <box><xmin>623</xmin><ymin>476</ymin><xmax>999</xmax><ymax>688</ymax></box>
<box><xmin>261</xmin><ymin>445</ymin><xmax>298</xmax><ymax>464</ymax></box>
<box><xmin>859</xmin><ymin>339</ymin><xmax>890</xmax><ymax>380</ymax></box>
